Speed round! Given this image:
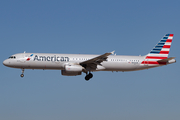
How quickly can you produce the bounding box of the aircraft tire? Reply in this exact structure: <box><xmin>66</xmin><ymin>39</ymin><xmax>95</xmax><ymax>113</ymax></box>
<box><xmin>20</xmin><ymin>74</ymin><xmax>24</xmax><ymax>78</ymax></box>
<box><xmin>85</xmin><ymin>73</ymin><xmax>93</xmax><ymax>81</ymax></box>
<box><xmin>85</xmin><ymin>76</ymin><xmax>90</xmax><ymax>81</ymax></box>
<box><xmin>89</xmin><ymin>73</ymin><xmax>93</xmax><ymax>78</ymax></box>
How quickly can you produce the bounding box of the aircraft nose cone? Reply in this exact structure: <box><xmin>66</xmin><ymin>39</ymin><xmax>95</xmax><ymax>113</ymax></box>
<box><xmin>3</xmin><ymin>59</ymin><xmax>9</xmax><ymax>66</ymax></box>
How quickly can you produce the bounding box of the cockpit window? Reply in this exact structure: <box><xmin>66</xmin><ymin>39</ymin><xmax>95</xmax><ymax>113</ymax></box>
<box><xmin>8</xmin><ymin>56</ymin><xmax>16</xmax><ymax>59</ymax></box>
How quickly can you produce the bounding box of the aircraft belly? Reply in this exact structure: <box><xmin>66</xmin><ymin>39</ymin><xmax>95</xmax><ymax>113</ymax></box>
<box><xmin>16</xmin><ymin>61</ymin><xmax>64</xmax><ymax>69</ymax></box>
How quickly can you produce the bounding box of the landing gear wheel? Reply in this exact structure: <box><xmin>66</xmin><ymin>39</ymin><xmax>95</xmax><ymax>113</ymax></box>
<box><xmin>85</xmin><ymin>73</ymin><xmax>93</xmax><ymax>81</ymax></box>
<box><xmin>85</xmin><ymin>75</ymin><xmax>90</xmax><ymax>81</ymax></box>
<box><xmin>20</xmin><ymin>74</ymin><xmax>24</xmax><ymax>78</ymax></box>
<box><xmin>89</xmin><ymin>73</ymin><xmax>93</xmax><ymax>78</ymax></box>
<box><xmin>20</xmin><ymin>69</ymin><xmax>24</xmax><ymax>78</ymax></box>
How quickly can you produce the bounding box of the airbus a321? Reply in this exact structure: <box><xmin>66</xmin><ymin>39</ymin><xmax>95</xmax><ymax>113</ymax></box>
<box><xmin>3</xmin><ymin>34</ymin><xmax>176</xmax><ymax>81</ymax></box>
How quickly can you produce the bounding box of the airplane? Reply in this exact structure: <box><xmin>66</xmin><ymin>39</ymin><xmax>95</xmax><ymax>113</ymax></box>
<box><xmin>3</xmin><ymin>34</ymin><xmax>176</xmax><ymax>81</ymax></box>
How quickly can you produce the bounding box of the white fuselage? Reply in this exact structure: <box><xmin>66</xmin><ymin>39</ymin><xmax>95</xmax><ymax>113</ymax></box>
<box><xmin>3</xmin><ymin>53</ymin><xmax>159</xmax><ymax>72</ymax></box>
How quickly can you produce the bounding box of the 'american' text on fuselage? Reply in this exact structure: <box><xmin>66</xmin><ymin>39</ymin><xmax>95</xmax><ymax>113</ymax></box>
<box><xmin>33</xmin><ymin>55</ymin><xmax>69</xmax><ymax>62</ymax></box>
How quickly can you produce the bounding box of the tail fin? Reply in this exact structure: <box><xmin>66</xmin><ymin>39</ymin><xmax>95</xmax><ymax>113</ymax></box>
<box><xmin>143</xmin><ymin>34</ymin><xmax>174</xmax><ymax>65</ymax></box>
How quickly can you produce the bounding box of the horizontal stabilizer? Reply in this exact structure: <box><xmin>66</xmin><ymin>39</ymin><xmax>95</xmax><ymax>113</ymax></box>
<box><xmin>157</xmin><ymin>57</ymin><xmax>175</xmax><ymax>62</ymax></box>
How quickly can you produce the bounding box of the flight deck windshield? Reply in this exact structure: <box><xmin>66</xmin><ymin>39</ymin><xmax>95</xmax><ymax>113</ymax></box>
<box><xmin>9</xmin><ymin>56</ymin><xmax>16</xmax><ymax>59</ymax></box>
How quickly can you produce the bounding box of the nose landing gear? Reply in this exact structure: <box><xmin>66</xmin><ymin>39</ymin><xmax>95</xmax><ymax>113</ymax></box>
<box><xmin>85</xmin><ymin>72</ymin><xmax>93</xmax><ymax>81</ymax></box>
<box><xmin>20</xmin><ymin>69</ymin><xmax>24</xmax><ymax>78</ymax></box>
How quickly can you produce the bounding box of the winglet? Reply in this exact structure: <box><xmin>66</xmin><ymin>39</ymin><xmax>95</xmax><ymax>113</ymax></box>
<box><xmin>111</xmin><ymin>51</ymin><xmax>115</xmax><ymax>55</ymax></box>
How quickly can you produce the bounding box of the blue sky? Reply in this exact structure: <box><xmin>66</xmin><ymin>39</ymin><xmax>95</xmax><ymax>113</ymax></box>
<box><xmin>0</xmin><ymin>0</ymin><xmax>180</xmax><ymax>120</ymax></box>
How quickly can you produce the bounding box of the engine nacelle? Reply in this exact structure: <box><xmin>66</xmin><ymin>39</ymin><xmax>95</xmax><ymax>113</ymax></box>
<box><xmin>65</xmin><ymin>64</ymin><xmax>83</xmax><ymax>72</ymax></box>
<box><xmin>61</xmin><ymin>65</ymin><xmax>83</xmax><ymax>76</ymax></box>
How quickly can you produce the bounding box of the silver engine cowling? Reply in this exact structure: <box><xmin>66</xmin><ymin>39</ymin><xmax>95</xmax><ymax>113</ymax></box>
<box><xmin>61</xmin><ymin>64</ymin><xmax>83</xmax><ymax>76</ymax></box>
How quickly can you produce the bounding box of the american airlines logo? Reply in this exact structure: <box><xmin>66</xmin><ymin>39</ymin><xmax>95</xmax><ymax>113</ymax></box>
<box><xmin>33</xmin><ymin>55</ymin><xmax>69</xmax><ymax>62</ymax></box>
<box><xmin>26</xmin><ymin>54</ymin><xmax>34</xmax><ymax>61</ymax></box>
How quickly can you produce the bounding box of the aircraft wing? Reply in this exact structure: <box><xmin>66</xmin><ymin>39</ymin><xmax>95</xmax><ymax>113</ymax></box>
<box><xmin>80</xmin><ymin>51</ymin><xmax>115</xmax><ymax>66</ymax></box>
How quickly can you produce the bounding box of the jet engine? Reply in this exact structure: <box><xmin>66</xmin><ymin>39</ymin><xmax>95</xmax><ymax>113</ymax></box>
<box><xmin>61</xmin><ymin>64</ymin><xmax>83</xmax><ymax>76</ymax></box>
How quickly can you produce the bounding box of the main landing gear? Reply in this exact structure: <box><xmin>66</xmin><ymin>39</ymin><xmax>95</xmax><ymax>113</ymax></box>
<box><xmin>85</xmin><ymin>72</ymin><xmax>93</xmax><ymax>81</ymax></box>
<box><xmin>20</xmin><ymin>69</ymin><xmax>24</xmax><ymax>78</ymax></box>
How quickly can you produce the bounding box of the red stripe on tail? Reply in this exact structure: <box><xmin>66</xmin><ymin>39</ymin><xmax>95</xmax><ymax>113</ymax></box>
<box><xmin>160</xmin><ymin>51</ymin><xmax>169</xmax><ymax>54</ymax></box>
<box><xmin>163</xmin><ymin>45</ymin><xmax>171</xmax><ymax>48</ymax></box>
<box><xmin>141</xmin><ymin>61</ymin><xmax>167</xmax><ymax>65</ymax></box>
<box><xmin>169</xmin><ymin>34</ymin><xmax>174</xmax><ymax>36</ymax></box>
<box><xmin>166</xmin><ymin>39</ymin><xmax>172</xmax><ymax>42</ymax></box>
<box><xmin>145</xmin><ymin>56</ymin><xmax>167</xmax><ymax>59</ymax></box>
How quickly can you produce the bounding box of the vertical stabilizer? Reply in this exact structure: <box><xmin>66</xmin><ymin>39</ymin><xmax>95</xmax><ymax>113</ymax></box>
<box><xmin>142</xmin><ymin>34</ymin><xmax>174</xmax><ymax>65</ymax></box>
